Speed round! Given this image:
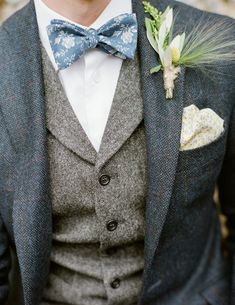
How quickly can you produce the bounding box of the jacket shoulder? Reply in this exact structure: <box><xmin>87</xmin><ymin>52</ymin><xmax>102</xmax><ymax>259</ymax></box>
<box><xmin>0</xmin><ymin>1</ymin><xmax>35</xmax><ymax>51</ymax></box>
<box><xmin>0</xmin><ymin>1</ymin><xmax>37</xmax><ymax>69</ymax></box>
<box><xmin>1</xmin><ymin>2</ymin><xmax>31</xmax><ymax>33</ymax></box>
<box><xmin>171</xmin><ymin>0</ymin><xmax>235</xmax><ymax>26</ymax></box>
<box><xmin>148</xmin><ymin>0</ymin><xmax>235</xmax><ymax>27</ymax></box>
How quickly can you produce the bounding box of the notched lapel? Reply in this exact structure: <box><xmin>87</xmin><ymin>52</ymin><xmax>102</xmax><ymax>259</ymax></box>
<box><xmin>41</xmin><ymin>47</ymin><xmax>97</xmax><ymax>165</ymax></box>
<box><xmin>133</xmin><ymin>0</ymin><xmax>186</xmax><ymax>285</ymax></box>
<box><xmin>96</xmin><ymin>53</ymin><xmax>143</xmax><ymax>170</ymax></box>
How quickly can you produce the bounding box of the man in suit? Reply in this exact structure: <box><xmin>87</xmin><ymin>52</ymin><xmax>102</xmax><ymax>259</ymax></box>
<box><xmin>0</xmin><ymin>0</ymin><xmax>235</xmax><ymax>304</ymax></box>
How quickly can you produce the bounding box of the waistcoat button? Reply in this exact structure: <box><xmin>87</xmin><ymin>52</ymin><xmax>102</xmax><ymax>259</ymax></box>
<box><xmin>107</xmin><ymin>220</ymin><xmax>118</xmax><ymax>231</ymax></box>
<box><xmin>110</xmin><ymin>278</ymin><xmax>121</xmax><ymax>289</ymax></box>
<box><xmin>99</xmin><ymin>174</ymin><xmax>111</xmax><ymax>186</ymax></box>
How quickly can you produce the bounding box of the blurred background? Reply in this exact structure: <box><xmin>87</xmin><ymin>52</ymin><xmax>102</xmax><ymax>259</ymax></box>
<box><xmin>1</xmin><ymin>0</ymin><xmax>235</xmax><ymax>23</ymax></box>
<box><xmin>0</xmin><ymin>0</ymin><xmax>28</xmax><ymax>23</ymax></box>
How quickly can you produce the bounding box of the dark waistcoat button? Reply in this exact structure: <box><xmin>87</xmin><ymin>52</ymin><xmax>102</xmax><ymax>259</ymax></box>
<box><xmin>99</xmin><ymin>174</ymin><xmax>111</xmax><ymax>186</ymax></box>
<box><xmin>110</xmin><ymin>278</ymin><xmax>121</xmax><ymax>289</ymax></box>
<box><xmin>106</xmin><ymin>220</ymin><xmax>118</xmax><ymax>232</ymax></box>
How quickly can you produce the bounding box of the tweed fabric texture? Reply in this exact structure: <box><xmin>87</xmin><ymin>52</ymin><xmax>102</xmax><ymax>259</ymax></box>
<box><xmin>40</xmin><ymin>46</ymin><xmax>147</xmax><ymax>305</ymax></box>
<box><xmin>1</xmin><ymin>1</ymin><xmax>235</xmax><ymax>305</ymax></box>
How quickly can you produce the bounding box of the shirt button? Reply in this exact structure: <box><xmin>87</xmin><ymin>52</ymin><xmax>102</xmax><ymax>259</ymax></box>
<box><xmin>99</xmin><ymin>174</ymin><xmax>111</xmax><ymax>186</ymax></box>
<box><xmin>106</xmin><ymin>220</ymin><xmax>118</xmax><ymax>232</ymax></box>
<box><xmin>110</xmin><ymin>278</ymin><xmax>121</xmax><ymax>289</ymax></box>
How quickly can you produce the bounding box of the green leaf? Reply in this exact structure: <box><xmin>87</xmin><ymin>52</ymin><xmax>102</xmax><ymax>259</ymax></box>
<box><xmin>145</xmin><ymin>18</ymin><xmax>159</xmax><ymax>53</ymax></box>
<box><xmin>160</xmin><ymin>6</ymin><xmax>171</xmax><ymax>22</ymax></box>
<box><xmin>145</xmin><ymin>18</ymin><xmax>154</xmax><ymax>35</ymax></box>
<box><xmin>143</xmin><ymin>1</ymin><xmax>160</xmax><ymax>21</ymax></box>
<box><xmin>150</xmin><ymin>65</ymin><xmax>162</xmax><ymax>74</ymax></box>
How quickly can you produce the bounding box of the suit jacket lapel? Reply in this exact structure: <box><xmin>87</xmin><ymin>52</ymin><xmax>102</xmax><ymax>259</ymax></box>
<box><xmin>96</xmin><ymin>53</ymin><xmax>143</xmax><ymax>170</ymax></box>
<box><xmin>133</xmin><ymin>0</ymin><xmax>186</xmax><ymax>282</ymax></box>
<box><xmin>41</xmin><ymin>46</ymin><xmax>97</xmax><ymax>165</ymax></box>
<box><xmin>1</xmin><ymin>1</ymin><xmax>52</xmax><ymax>304</ymax></box>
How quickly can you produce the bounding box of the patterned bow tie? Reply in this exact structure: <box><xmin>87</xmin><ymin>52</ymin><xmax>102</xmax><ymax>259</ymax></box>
<box><xmin>47</xmin><ymin>13</ymin><xmax>138</xmax><ymax>70</ymax></box>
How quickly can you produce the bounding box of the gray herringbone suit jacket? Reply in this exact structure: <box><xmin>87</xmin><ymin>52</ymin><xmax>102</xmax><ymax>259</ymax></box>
<box><xmin>0</xmin><ymin>0</ymin><xmax>235</xmax><ymax>305</ymax></box>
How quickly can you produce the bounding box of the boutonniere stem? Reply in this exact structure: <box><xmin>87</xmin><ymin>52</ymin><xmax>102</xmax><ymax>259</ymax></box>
<box><xmin>143</xmin><ymin>1</ymin><xmax>235</xmax><ymax>100</ymax></box>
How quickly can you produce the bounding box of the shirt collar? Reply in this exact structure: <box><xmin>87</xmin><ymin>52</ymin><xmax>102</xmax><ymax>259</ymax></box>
<box><xmin>34</xmin><ymin>0</ymin><xmax>132</xmax><ymax>68</ymax></box>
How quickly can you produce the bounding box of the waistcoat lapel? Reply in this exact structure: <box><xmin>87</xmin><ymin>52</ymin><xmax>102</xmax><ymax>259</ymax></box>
<box><xmin>96</xmin><ymin>53</ymin><xmax>143</xmax><ymax>170</ymax></box>
<box><xmin>132</xmin><ymin>0</ymin><xmax>186</xmax><ymax>288</ymax></box>
<box><xmin>41</xmin><ymin>47</ymin><xmax>97</xmax><ymax>165</ymax></box>
<box><xmin>1</xmin><ymin>2</ymin><xmax>52</xmax><ymax>304</ymax></box>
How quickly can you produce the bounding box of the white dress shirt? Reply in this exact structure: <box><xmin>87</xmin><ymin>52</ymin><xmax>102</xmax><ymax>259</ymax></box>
<box><xmin>34</xmin><ymin>0</ymin><xmax>132</xmax><ymax>152</ymax></box>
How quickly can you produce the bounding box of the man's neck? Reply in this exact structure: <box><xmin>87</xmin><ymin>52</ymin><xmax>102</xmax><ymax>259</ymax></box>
<box><xmin>42</xmin><ymin>0</ymin><xmax>112</xmax><ymax>26</ymax></box>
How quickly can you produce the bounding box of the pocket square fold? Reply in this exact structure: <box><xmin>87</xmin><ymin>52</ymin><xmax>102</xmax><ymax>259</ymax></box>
<box><xmin>180</xmin><ymin>105</ymin><xmax>224</xmax><ymax>151</ymax></box>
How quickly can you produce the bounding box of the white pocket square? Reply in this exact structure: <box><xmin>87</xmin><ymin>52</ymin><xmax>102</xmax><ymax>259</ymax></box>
<box><xmin>180</xmin><ymin>105</ymin><xmax>224</xmax><ymax>151</ymax></box>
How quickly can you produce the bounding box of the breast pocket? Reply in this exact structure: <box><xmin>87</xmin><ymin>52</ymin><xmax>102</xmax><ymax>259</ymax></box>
<box><xmin>175</xmin><ymin>120</ymin><xmax>228</xmax><ymax>206</ymax></box>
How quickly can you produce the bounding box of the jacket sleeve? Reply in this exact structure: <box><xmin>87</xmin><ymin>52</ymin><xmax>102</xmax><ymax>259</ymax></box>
<box><xmin>0</xmin><ymin>114</ymin><xmax>14</xmax><ymax>303</ymax></box>
<box><xmin>218</xmin><ymin>104</ymin><xmax>235</xmax><ymax>305</ymax></box>
<box><xmin>0</xmin><ymin>215</ymin><xmax>11</xmax><ymax>304</ymax></box>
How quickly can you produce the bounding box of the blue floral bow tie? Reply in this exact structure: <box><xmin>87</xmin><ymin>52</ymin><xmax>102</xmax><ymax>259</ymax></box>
<box><xmin>47</xmin><ymin>13</ymin><xmax>138</xmax><ymax>70</ymax></box>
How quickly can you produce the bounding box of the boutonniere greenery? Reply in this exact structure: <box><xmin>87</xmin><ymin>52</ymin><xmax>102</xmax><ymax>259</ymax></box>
<box><xmin>143</xmin><ymin>1</ymin><xmax>235</xmax><ymax>99</ymax></box>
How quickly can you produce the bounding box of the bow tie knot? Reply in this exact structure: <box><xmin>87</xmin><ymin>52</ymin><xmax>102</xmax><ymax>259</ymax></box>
<box><xmin>47</xmin><ymin>13</ymin><xmax>138</xmax><ymax>70</ymax></box>
<box><xmin>86</xmin><ymin>28</ymin><xmax>99</xmax><ymax>48</ymax></box>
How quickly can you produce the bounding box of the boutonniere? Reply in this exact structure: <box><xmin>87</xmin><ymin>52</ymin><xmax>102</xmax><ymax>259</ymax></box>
<box><xmin>143</xmin><ymin>1</ymin><xmax>235</xmax><ymax>99</ymax></box>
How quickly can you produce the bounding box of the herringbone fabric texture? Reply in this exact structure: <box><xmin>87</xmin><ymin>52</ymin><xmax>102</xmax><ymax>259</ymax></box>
<box><xmin>0</xmin><ymin>1</ymin><xmax>235</xmax><ymax>305</ymax></box>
